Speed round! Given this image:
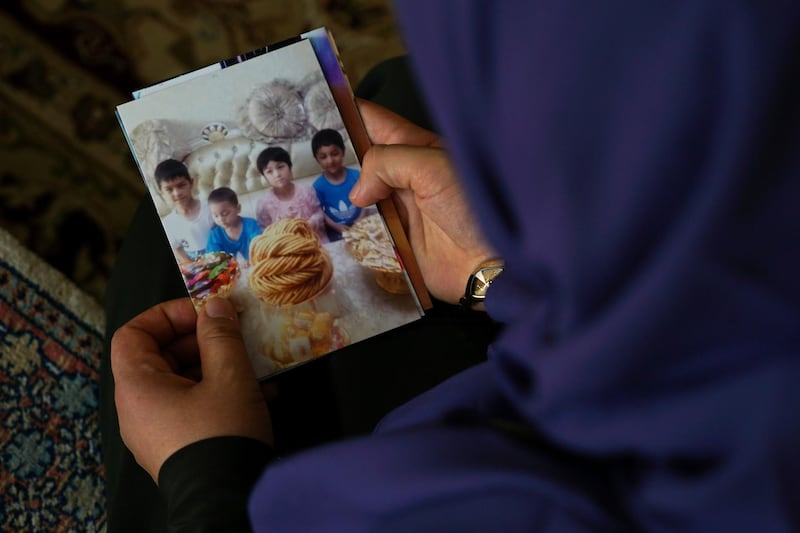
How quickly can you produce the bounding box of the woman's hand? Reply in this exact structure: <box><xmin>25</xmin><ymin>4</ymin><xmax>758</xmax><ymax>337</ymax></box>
<box><xmin>351</xmin><ymin>99</ymin><xmax>495</xmax><ymax>304</ymax></box>
<box><xmin>111</xmin><ymin>297</ymin><xmax>273</xmax><ymax>483</ymax></box>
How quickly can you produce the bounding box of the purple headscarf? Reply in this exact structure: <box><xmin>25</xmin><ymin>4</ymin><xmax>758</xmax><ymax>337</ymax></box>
<box><xmin>250</xmin><ymin>3</ymin><xmax>800</xmax><ymax>530</ymax></box>
<box><xmin>394</xmin><ymin>0</ymin><xmax>800</xmax><ymax>527</ymax></box>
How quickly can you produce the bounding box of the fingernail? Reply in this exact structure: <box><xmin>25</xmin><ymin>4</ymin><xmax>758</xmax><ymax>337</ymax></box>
<box><xmin>349</xmin><ymin>180</ymin><xmax>361</xmax><ymax>203</ymax></box>
<box><xmin>205</xmin><ymin>297</ymin><xmax>235</xmax><ymax>319</ymax></box>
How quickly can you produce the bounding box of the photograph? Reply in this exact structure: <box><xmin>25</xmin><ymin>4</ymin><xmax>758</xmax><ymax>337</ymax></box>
<box><xmin>116</xmin><ymin>33</ymin><xmax>424</xmax><ymax>379</ymax></box>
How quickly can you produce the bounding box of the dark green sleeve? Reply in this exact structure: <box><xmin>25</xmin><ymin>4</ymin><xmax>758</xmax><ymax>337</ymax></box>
<box><xmin>158</xmin><ymin>437</ymin><xmax>275</xmax><ymax>533</ymax></box>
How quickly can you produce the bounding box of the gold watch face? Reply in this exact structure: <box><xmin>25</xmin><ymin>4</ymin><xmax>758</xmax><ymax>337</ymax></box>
<box><xmin>470</xmin><ymin>265</ymin><xmax>504</xmax><ymax>300</ymax></box>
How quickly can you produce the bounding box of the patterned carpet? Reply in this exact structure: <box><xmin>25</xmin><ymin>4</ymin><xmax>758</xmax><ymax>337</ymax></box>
<box><xmin>0</xmin><ymin>228</ymin><xmax>106</xmax><ymax>530</ymax></box>
<box><xmin>0</xmin><ymin>0</ymin><xmax>405</xmax><ymax>303</ymax></box>
<box><xmin>0</xmin><ymin>2</ymin><xmax>404</xmax><ymax>529</ymax></box>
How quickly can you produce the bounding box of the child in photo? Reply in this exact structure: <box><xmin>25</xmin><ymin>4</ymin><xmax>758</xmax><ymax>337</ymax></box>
<box><xmin>155</xmin><ymin>158</ymin><xmax>214</xmax><ymax>263</ymax></box>
<box><xmin>254</xmin><ymin>147</ymin><xmax>329</xmax><ymax>243</ymax></box>
<box><xmin>311</xmin><ymin>128</ymin><xmax>364</xmax><ymax>241</ymax></box>
<box><xmin>206</xmin><ymin>186</ymin><xmax>263</xmax><ymax>268</ymax></box>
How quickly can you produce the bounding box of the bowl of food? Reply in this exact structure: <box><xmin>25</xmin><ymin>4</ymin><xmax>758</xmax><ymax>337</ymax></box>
<box><xmin>260</xmin><ymin>308</ymin><xmax>350</xmax><ymax>367</ymax></box>
<box><xmin>180</xmin><ymin>251</ymin><xmax>240</xmax><ymax>308</ymax></box>
<box><xmin>343</xmin><ymin>213</ymin><xmax>408</xmax><ymax>294</ymax></box>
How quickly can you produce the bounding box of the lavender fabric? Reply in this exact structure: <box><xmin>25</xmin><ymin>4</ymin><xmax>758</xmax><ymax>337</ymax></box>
<box><xmin>249</xmin><ymin>2</ymin><xmax>800</xmax><ymax>530</ymax></box>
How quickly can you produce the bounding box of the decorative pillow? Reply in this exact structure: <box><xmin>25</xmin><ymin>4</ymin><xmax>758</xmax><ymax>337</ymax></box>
<box><xmin>128</xmin><ymin>119</ymin><xmax>176</xmax><ymax>214</ymax></box>
<box><xmin>239</xmin><ymin>79</ymin><xmax>308</xmax><ymax>142</ymax></box>
<box><xmin>129</xmin><ymin>119</ymin><xmax>174</xmax><ymax>180</ymax></box>
<box><xmin>304</xmin><ymin>80</ymin><xmax>344</xmax><ymax>131</ymax></box>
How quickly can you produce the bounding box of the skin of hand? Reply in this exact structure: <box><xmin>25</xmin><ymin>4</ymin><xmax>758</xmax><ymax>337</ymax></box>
<box><xmin>351</xmin><ymin>99</ymin><xmax>495</xmax><ymax>304</ymax></box>
<box><xmin>111</xmin><ymin>296</ymin><xmax>273</xmax><ymax>483</ymax></box>
<box><xmin>323</xmin><ymin>213</ymin><xmax>351</xmax><ymax>236</ymax></box>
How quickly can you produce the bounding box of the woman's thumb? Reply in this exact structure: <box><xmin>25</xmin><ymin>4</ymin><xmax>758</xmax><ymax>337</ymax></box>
<box><xmin>196</xmin><ymin>297</ymin><xmax>255</xmax><ymax>382</ymax></box>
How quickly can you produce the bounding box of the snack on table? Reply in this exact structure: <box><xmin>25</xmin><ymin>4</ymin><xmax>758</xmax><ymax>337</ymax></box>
<box><xmin>180</xmin><ymin>251</ymin><xmax>240</xmax><ymax>307</ymax></box>
<box><xmin>343</xmin><ymin>213</ymin><xmax>408</xmax><ymax>293</ymax></box>
<box><xmin>264</xmin><ymin>309</ymin><xmax>350</xmax><ymax>366</ymax></box>
<box><xmin>343</xmin><ymin>213</ymin><xmax>403</xmax><ymax>273</ymax></box>
<box><xmin>249</xmin><ymin>218</ymin><xmax>333</xmax><ymax>306</ymax></box>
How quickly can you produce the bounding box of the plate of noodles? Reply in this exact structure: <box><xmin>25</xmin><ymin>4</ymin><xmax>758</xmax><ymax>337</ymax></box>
<box><xmin>248</xmin><ymin>218</ymin><xmax>335</xmax><ymax>307</ymax></box>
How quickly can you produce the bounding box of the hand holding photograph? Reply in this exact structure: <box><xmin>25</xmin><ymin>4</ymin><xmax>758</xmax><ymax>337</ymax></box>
<box><xmin>116</xmin><ymin>28</ymin><xmax>430</xmax><ymax>379</ymax></box>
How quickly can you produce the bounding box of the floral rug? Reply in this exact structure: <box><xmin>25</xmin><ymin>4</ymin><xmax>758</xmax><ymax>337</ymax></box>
<box><xmin>0</xmin><ymin>228</ymin><xmax>106</xmax><ymax>531</ymax></box>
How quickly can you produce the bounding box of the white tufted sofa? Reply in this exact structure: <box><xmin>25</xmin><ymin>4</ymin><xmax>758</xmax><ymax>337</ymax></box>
<box><xmin>126</xmin><ymin>73</ymin><xmax>358</xmax><ymax>219</ymax></box>
<box><xmin>182</xmin><ymin>130</ymin><xmax>356</xmax><ymax>219</ymax></box>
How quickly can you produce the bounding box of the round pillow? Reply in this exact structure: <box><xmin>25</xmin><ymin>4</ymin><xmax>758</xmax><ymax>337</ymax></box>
<box><xmin>240</xmin><ymin>79</ymin><xmax>308</xmax><ymax>142</ymax></box>
<box><xmin>304</xmin><ymin>81</ymin><xmax>344</xmax><ymax>131</ymax></box>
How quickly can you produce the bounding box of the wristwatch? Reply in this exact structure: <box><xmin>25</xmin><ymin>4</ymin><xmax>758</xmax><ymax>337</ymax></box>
<box><xmin>459</xmin><ymin>257</ymin><xmax>505</xmax><ymax>310</ymax></box>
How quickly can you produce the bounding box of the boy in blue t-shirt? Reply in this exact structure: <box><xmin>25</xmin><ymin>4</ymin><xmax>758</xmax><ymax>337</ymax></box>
<box><xmin>206</xmin><ymin>187</ymin><xmax>262</xmax><ymax>268</ymax></box>
<box><xmin>311</xmin><ymin>128</ymin><xmax>363</xmax><ymax>241</ymax></box>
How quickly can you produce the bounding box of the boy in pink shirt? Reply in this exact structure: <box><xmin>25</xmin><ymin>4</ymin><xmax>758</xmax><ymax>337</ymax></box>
<box><xmin>254</xmin><ymin>147</ymin><xmax>328</xmax><ymax>244</ymax></box>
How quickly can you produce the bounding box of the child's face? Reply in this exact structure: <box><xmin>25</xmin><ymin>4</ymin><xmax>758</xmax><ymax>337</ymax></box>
<box><xmin>262</xmin><ymin>160</ymin><xmax>293</xmax><ymax>189</ymax></box>
<box><xmin>210</xmin><ymin>200</ymin><xmax>241</xmax><ymax>229</ymax></box>
<box><xmin>314</xmin><ymin>145</ymin><xmax>345</xmax><ymax>176</ymax></box>
<box><xmin>159</xmin><ymin>177</ymin><xmax>193</xmax><ymax>207</ymax></box>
